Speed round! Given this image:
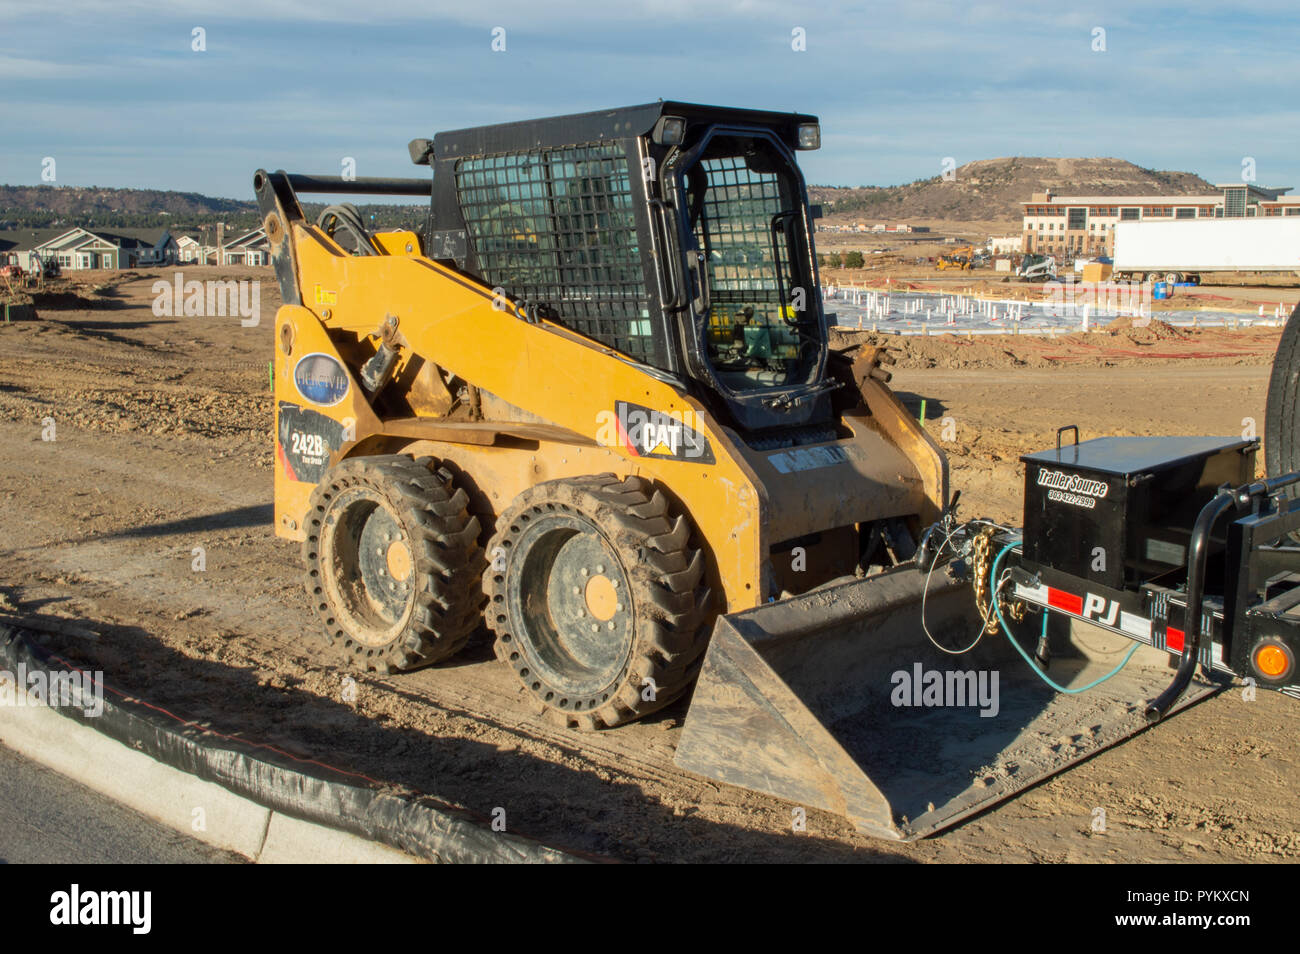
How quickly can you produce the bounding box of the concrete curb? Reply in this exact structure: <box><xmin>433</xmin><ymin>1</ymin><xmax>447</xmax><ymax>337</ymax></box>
<box><xmin>0</xmin><ymin>700</ymin><xmax>416</xmax><ymax>863</ymax></box>
<box><xmin>0</xmin><ymin>627</ymin><xmax>584</xmax><ymax>864</ymax></box>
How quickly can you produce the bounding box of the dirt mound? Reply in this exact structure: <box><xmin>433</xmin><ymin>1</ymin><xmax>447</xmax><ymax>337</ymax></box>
<box><xmin>832</xmin><ymin>329</ymin><xmax>1033</xmax><ymax>370</ymax></box>
<box><xmin>30</xmin><ymin>289</ymin><xmax>111</xmax><ymax>310</ymax></box>
<box><xmin>1104</xmin><ymin>315</ymin><xmax>1188</xmax><ymax>340</ymax></box>
<box><xmin>0</xmin><ymin>283</ymin><xmax>37</xmax><ymax>320</ymax></box>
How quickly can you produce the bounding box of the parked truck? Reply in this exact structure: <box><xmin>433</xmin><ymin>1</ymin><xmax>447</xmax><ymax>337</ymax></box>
<box><xmin>1113</xmin><ymin>217</ymin><xmax>1300</xmax><ymax>285</ymax></box>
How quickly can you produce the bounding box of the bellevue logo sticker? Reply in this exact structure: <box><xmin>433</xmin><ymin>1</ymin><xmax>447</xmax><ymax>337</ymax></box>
<box><xmin>293</xmin><ymin>353</ymin><xmax>350</xmax><ymax>407</ymax></box>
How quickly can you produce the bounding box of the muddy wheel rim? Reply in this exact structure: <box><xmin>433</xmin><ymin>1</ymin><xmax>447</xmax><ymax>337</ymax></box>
<box><xmin>508</xmin><ymin>513</ymin><xmax>634</xmax><ymax>698</ymax></box>
<box><xmin>323</xmin><ymin>490</ymin><xmax>413</xmax><ymax>646</ymax></box>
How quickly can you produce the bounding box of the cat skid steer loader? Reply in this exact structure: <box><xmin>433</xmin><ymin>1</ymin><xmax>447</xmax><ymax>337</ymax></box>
<box><xmin>255</xmin><ymin>103</ymin><xmax>1245</xmax><ymax>840</ymax></box>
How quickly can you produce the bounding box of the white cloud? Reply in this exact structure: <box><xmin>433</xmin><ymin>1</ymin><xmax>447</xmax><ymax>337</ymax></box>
<box><xmin>0</xmin><ymin>53</ymin><xmax>95</xmax><ymax>79</ymax></box>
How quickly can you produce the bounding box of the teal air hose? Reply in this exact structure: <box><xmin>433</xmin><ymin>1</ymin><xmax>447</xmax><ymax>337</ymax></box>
<box><xmin>991</xmin><ymin>542</ymin><xmax>1139</xmax><ymax>694</ymax></box>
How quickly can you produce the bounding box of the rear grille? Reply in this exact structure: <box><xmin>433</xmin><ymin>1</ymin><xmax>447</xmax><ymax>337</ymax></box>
<box><xmin>454</xmin><ymin>143</ymin><xmax>658</xmax><ymax>363</ymax></box>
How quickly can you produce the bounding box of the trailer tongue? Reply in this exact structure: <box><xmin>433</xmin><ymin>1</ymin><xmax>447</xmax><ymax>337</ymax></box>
<box><xmin>677</xmin><ymin>429</ymin><xmax>1299</xmax><ymax>839</ymax></box>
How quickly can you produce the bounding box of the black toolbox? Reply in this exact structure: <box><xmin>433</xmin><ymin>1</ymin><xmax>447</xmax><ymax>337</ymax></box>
<box><xmin>1020</xmin><ymin>433</ymin><xmax>1256</xmax><ymax>591</ymax></box>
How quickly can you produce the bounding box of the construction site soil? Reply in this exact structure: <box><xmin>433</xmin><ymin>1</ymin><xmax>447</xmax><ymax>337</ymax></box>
<box><xmin>0</xmin><ymin>268</ymin><xmax>1294</xmax><ymax>863</ymax></box>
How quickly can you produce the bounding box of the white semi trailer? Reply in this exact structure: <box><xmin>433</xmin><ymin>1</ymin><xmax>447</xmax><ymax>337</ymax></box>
<box><xmin>1113</xmin><ymin>217</ymin><xmax>1300</xmax><ymax>284</ymax></box>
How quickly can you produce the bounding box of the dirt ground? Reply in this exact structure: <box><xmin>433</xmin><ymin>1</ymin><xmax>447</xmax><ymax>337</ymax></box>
<box><xmin>0</xmin><ymin>267</ymin><xmax>1295</xmax><ymax>863</ymax></box>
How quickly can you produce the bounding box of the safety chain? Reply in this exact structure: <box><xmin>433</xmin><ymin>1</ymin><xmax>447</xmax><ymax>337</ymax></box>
<box><xmin>971</xmin><ymin>526</ymin><xmax>1025</xmax><ymax>633</ymax></box>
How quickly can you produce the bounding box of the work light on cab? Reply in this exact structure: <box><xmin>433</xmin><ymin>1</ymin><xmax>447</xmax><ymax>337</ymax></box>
<box><xmin>652</xmin><ymin>115</ymin><xmax>686</xmax><ymax>146</ymax></box>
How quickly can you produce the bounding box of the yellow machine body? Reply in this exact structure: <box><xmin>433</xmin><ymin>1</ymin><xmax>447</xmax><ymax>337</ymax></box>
<box><xmin>271</xmin><ymin>220</ymin><xmax>947</xmax><ymax>613</ymax></box>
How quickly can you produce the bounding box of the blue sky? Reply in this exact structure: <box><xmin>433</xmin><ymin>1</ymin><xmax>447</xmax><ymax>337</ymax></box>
<box><xmin>1</xmin><ymin>1</ymin><xmax>1298</xmax><ymax>200</ymax></box>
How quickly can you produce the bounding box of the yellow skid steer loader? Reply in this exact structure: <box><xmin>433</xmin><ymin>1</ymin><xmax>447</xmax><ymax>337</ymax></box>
<box><xmin>255</xmin><ymin>103</ymin><xmax>1270</xmax><ymax>841</ymax></box>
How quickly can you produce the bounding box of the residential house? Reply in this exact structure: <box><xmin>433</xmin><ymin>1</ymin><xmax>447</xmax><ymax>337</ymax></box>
<box><xmin>0</xmin><ymin>227</ymin><xmax>179</xmax><ymax>271</ymax></box>
<box><xmin>219</xmin><ymin>228</ymin><xmax>269</xmax><ymax>266</ymax></box>
<box><xmin>176</xmin><ymin>234</ymin><xmax>204</xmax><ymax>263</ymax></box>
<box><xmin>0</xmin><ymin>234</ymin><xmax>19</xmax><ymax>266</ymax></box>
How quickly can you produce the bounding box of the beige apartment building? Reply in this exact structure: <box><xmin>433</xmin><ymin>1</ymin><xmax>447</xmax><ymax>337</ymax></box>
<box><xmin>1022</xmin><ymin>183</ymin><xmax>1295</xmax><ymax>259</ymax></box>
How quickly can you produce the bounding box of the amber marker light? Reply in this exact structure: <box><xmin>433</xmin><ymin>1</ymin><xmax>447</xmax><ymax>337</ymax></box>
<box><xmin>1253</xmin><ymin>642</ymin><xmax>1293</xmax><ymax>680</ymax></box>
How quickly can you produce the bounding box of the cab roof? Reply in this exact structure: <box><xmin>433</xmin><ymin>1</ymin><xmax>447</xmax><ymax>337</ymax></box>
<box><xmin>431</xmin><ymin>101</ymin><xmax>819</xmax><ymax>159</ymax></box>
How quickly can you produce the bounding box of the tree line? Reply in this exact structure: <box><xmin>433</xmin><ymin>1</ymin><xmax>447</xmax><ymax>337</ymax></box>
<box><xmin>0</xmin><ymin>203</ymin><xmax>428</xmax><ymax>234</ymax></box>
<box><xmin>818</xmin><ymin>250</ymin><xmax>866</xmax><ymax>269</ymax></box>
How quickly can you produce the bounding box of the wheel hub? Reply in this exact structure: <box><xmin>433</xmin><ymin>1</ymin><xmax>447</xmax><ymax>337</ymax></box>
<box><xmin>584</xmin><ymin>574</ymin><xmax>618</xmax><ymax>621</ymax></box>
<box><xmin>386</xmin><ymin>539</ymin><xmax>413</xmax><ymax>582</ymax></box>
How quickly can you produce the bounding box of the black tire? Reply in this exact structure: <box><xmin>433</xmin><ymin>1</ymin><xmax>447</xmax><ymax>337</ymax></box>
<box><xmin>1266</xmin><ymin>301</ymin><xmax>1300</xmax><ymax>480</ymax></box>
<box><xmin>303</xmin><ymin>454</ymin><xmax>484</xmax><ymax>672</ymax></box>
<box><xmin>484</xmin><ymin>475</ymin><xmax>712</xmax><ymax>730</ymax></box>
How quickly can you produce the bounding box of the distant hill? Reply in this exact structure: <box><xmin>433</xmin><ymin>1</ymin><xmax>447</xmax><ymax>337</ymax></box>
<box><xmin>810</xmin><ymin>158</ymin><xmax>1218</xmax><ymax>223</ymax></box>
<box><xmin>0</xmin><ymin>184</ymin><xmax>255</xmax><ymax>229</ymax></box>
<box><xmin>1</xmin><ymin>159</ymin><xmax>1220</xmax><ymax>231</ymax></box>
<box><xmin>0</xmin><ymin>184</ymin><xmax>424</xmax><ymax>232</ymax></box>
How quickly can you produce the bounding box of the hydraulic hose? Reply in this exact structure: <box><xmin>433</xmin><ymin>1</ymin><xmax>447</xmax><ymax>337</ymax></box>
<box><xmin>991</xmin><ymin>543</ymin><xmax>1140</xmax><ymax>694</ymax></box>
<box><xmin>317</xmin><ymin>203</ymin><xmax>378</xmax><ymax>256</ymax></box>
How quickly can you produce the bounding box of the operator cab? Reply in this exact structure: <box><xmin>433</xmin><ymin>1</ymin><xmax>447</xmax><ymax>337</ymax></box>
<box><xmin>667</xmin><ymin>127</ymin><xmax>821</xmax><ymax>404</ymax></box>
<box><xmin>420</xmin><ymin>102</ymin><xmax>831</xmax><ymax>435</ymax></box>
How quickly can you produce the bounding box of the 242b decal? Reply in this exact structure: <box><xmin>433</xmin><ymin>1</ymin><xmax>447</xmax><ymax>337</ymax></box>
<box><xmin>277</xmin><ymin>402</ymin><xmax>346</xmax><ymax>483</ymax></box>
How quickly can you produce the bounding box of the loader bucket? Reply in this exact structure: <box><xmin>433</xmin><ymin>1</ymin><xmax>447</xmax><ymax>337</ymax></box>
<box><xmin>674</xmin><ymin>565</ymin><xmax>1221</xmax><ymax>840</ymax></box>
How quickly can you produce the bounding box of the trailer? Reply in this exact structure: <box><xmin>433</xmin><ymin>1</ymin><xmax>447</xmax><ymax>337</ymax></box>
<box><xmin>1113</xmin><ymin>217</ymin><xmax>1300</xmax><ymax>285</ymax></box>
<box><xmin>925</xmin><ymin>430</ymin><xmax>1300</xmax><ymax>716</ymax></box>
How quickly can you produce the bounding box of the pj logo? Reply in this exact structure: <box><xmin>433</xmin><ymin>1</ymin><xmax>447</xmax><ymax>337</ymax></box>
<box><xmin>1082</xmin><ymin>592</ymin><xmax>1120</xmax><ymax>626</ymax></box>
